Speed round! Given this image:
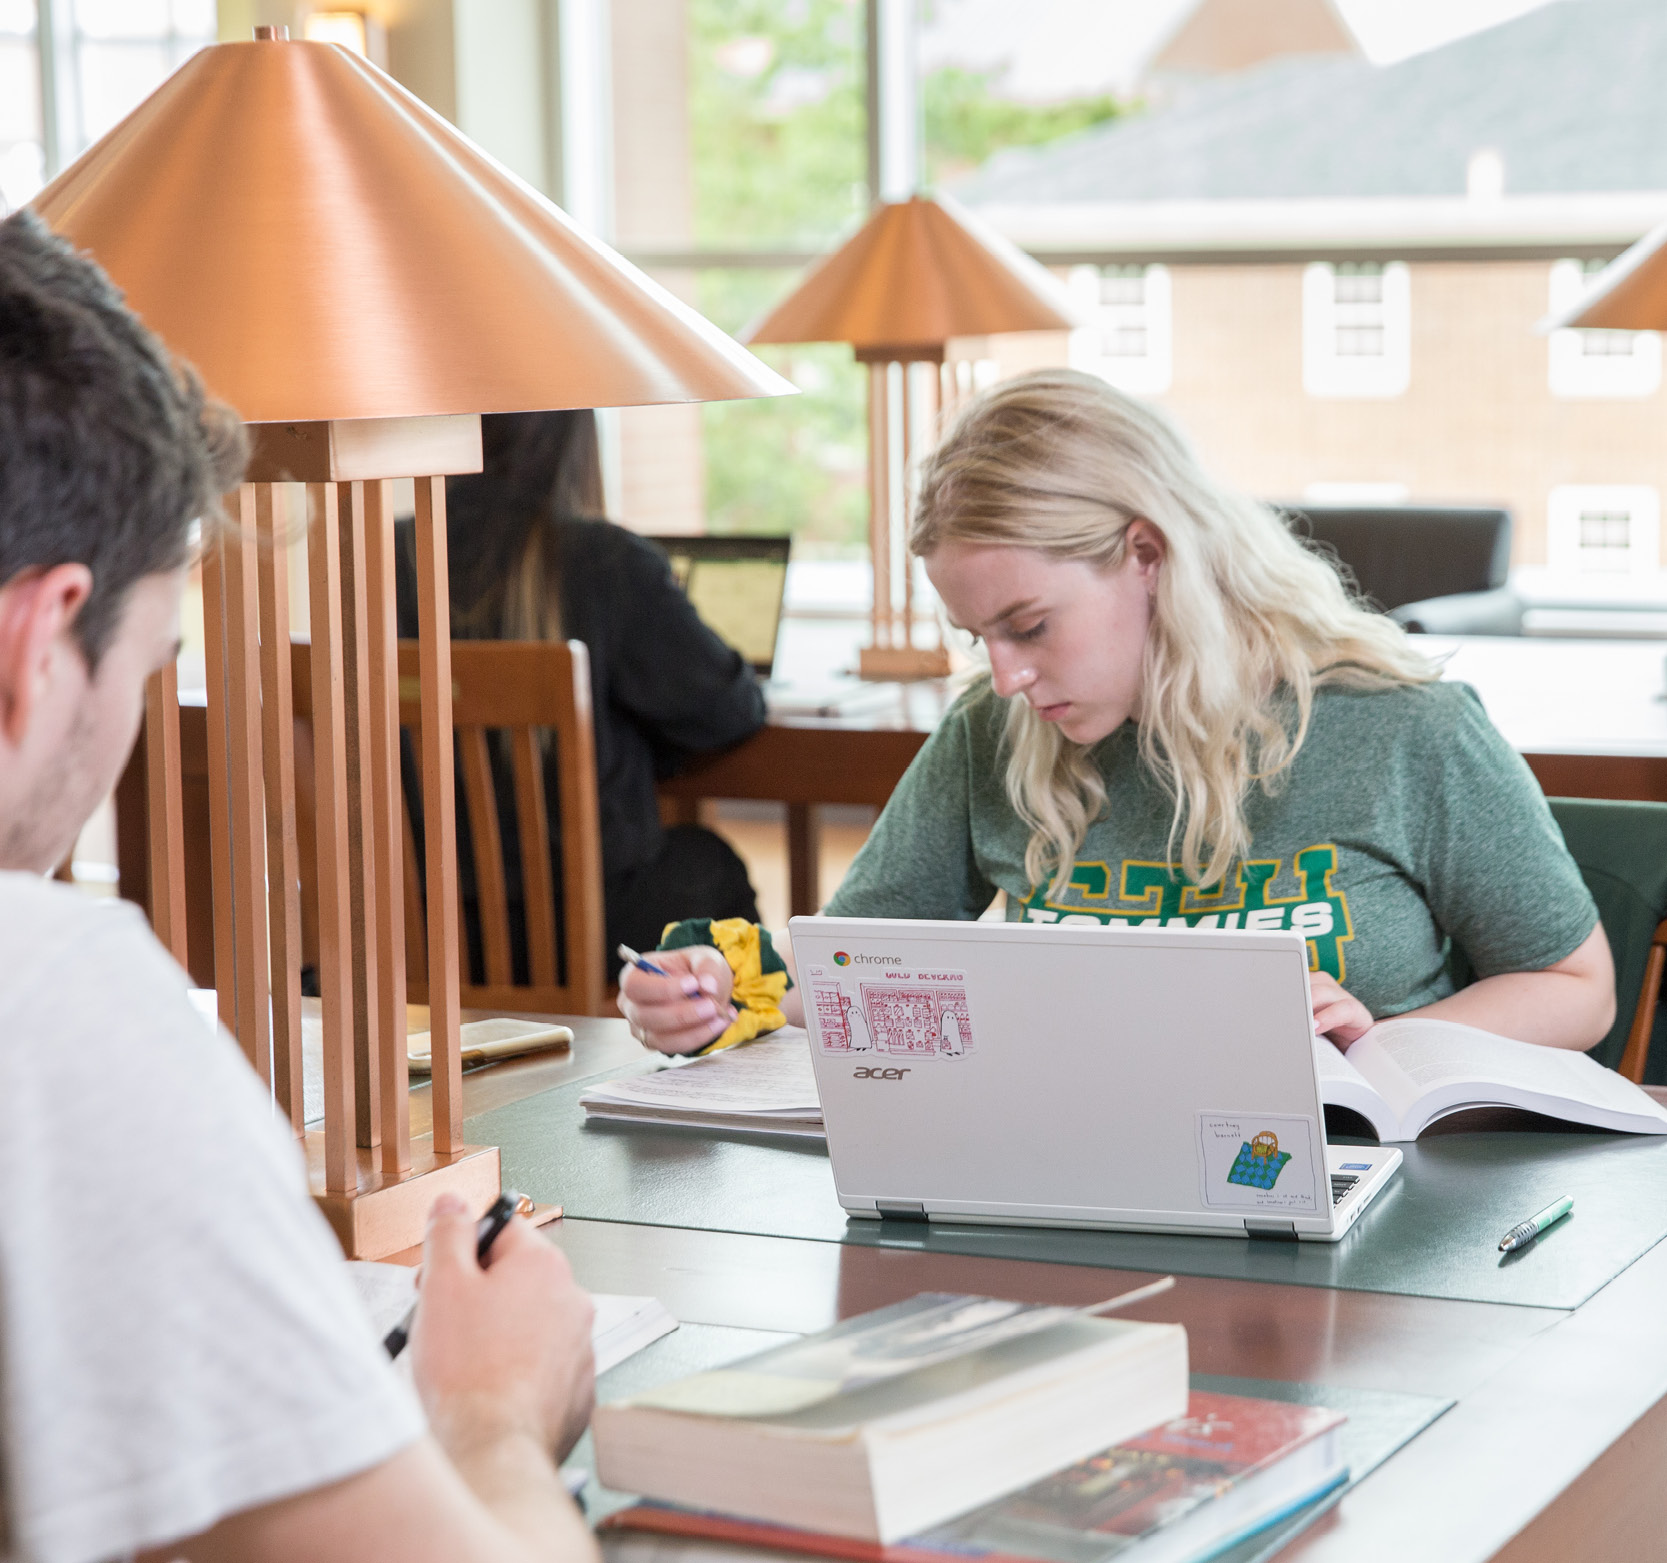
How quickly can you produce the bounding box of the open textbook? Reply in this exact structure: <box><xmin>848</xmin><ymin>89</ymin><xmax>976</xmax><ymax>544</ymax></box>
<box><xmin>346</xmin><ymin>1262</ymin><xmax>678</xmax><ymax>1376</ymax></box>
<box><xmin>580</xmin><ymin>1028</ymin><xmax>824</xmax><ymax>1138</ymax></box>
<box><xmin>1318</xmin><ymin>1016</ymin><xmax>1667</xmax><ymax>1142</ymax></box>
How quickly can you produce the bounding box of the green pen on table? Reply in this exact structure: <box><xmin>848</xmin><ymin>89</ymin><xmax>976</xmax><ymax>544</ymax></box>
<box><xmin>1498</xmin><ymin>1195</ymin><xmax>1574</xmax><ymax>1252</ymax></box>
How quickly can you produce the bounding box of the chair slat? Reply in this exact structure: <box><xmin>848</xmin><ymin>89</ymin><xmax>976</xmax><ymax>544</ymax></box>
<box><xmin>400</xmin><ymin>777</ymin><xmax>427</xmax><ymax>998</ymax></box>
<box><xmin>511</xmin><ymin>727</ymin><xmax>559</xmax><ymax>988</ymax></box>
<box><xmin>554</xmin><ymin>640</ymin><xmax>607</xmax><ymax>1015</ymax></box>
<box><xmin>458</xmin><ymin>724</ymin><xmax>513</xmax><ymax>987</ymax></box>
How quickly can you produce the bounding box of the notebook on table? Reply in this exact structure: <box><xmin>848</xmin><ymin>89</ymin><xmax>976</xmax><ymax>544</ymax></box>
<box><xmin>789</xmin><ymin>917</ymin><xmax>1401</xmax><ymax>1243</ymax></box>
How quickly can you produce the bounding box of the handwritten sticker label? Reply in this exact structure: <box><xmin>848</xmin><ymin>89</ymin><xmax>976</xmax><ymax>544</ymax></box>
<box><xmin>1196</xmin><ymin>1112</ymin><xmax>1320</xmax><ymax>1214</ymax></box>
<box><xmin>804</xmin><ymin>966</ymin><xmax>976</xmax><ymax>1059</ymax></box>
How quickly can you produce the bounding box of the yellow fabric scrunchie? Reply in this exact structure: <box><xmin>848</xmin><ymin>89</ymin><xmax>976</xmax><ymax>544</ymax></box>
<box><xmin>658</xmin><ymin>916</ymin><xmax>792</xmax><ymax>1054</ymax></box>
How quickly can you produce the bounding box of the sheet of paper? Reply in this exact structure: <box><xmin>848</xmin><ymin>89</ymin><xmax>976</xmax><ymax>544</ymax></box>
<box><xmin>582</xmin><ymin>1030</ymin><xmax>820</xmax><ymax>1117</ymax></box>
<box><xmin>345</xmin><ymin>1263</ymin><xmax>677</xmax><ymax>1373</ymax></box>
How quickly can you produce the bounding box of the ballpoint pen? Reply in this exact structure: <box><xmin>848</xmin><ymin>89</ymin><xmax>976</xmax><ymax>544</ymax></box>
<box><xmin>1498</xmin><ymin>1195</ymin><xmax>1574</xmax><ymax>1253</ymax></box>
<box><xmin>616</xmin><ymin>944</ymin><xmax>672</xmax><ymax>977</ymax></box>
<box><xmin>384</xmin><ymin>1189</ymin><xmax>527</xmax><ymax>1358</ymax></box>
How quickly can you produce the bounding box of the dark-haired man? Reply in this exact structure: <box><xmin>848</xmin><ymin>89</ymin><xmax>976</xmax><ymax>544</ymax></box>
<box><xmin>0</xmin><ymin>209</ymin><xmax>600</xmax><ymax>1563</ymax></box>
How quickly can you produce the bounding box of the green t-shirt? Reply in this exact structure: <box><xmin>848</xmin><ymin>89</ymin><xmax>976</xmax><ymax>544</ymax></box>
<box><xmin>825</xmin><ymin>679</ymin><xmax>1598</xmax><ymax>1019</ymax></box>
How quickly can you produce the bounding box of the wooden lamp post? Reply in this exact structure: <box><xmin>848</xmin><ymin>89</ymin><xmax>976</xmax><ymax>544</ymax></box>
<box><xmin>33</xmin><ymin>30</ymin><xmax>790</xmax><ymax>1257</ymax></box>
<box><xmin>743</xmin><ymin>195</ymin><xmax>1079</xmax><ymax>680</ymax></box>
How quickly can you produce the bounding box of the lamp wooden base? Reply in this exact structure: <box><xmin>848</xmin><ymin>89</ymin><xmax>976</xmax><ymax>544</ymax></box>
<box><xmin>307</xmin><ymin>1133</ymin><xmax>502</xmax><ymax>1258</ymax></box>
<box><xmin>859</xmin><ymin>644</ymin><xmax>952</xmax><ymax>681</ymax></box>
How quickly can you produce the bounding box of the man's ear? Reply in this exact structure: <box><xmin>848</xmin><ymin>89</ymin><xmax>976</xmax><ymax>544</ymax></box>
<box><xmin>0</xmin><ymin>564</ymin><xmax>95</xmax><ymax>746</ymax></box>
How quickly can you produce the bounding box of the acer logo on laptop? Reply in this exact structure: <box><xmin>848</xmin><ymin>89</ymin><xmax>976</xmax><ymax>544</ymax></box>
<box><xmin>852</xmin><ymin>1066</ymin><xmax>911</xmax><ymax>1080</ymax></box>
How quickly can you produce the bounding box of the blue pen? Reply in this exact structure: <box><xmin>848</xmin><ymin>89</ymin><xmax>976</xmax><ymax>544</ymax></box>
<box><xmin>616</xmin><ymin>943</ymin><xmax>671</xmax><ymax>977</ymax></box>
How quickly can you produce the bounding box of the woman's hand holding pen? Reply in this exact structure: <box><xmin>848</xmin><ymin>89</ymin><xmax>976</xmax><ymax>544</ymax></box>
<box><xmin>618</xmin><ymin>944</ymin><xmax>738</xmax><ymax>1054</ymax></box>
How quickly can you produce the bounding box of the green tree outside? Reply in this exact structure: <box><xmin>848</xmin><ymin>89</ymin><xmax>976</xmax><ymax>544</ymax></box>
<box><xmin>688</xmin><ymin>0</ymin><xmax>1128</xmax><ymax>550</ymax></box>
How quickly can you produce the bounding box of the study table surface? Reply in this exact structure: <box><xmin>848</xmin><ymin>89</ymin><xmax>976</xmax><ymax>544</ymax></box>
<box><xmin>659</xmin><ymin>635</ymin><xmax>1667</xmax><ymax>915</ymax></box>
<box><xmin>425</xmin><ymin>1016</ymin><xmax>1667</xmax><ymax>1563</ymax></box>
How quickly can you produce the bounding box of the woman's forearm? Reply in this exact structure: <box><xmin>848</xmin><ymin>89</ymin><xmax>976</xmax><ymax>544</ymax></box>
<box><xmin>1402</xmin><ymin>924</ymin><xmax>1616</xmax><ymax>1049</ymax></box>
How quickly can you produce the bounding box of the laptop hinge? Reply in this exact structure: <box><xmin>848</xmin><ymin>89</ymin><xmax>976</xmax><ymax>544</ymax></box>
<box><xmin>875</xmin><ymin>1200</ymin><xmax>928</xmax><ymax>1222</ymax></box>
<box><xmin>1244</xmin><ymin>1219</ymin><xmax>1299</xmax><ymax>1241</ymax></box>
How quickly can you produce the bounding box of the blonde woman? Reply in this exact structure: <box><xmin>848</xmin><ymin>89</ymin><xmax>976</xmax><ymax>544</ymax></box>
<box><xmin>621</xmin><ymin>370</ymin><xmax>1613</xmax><ymax>1055</ymax></box>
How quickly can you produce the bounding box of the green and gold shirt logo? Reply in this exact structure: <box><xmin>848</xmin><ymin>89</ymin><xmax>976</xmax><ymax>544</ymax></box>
<box><xmin>1019</xmin><ymin>844</ymin><xmax>1355</xmax><ymax>981</ymax></box>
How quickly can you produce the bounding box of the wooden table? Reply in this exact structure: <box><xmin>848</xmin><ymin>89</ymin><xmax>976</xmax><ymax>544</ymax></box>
<box><xmin>660</xmin><ymin>636</ymin><xmax>1667</xmax><ymax>917</ymax></box>
<box><xmin>117</xmin><ymin>635</ymin><xmax>1667</xmax><ymax>957</ymax></box>
<box><xmin>449</xmin><ymin>1019</ymin><xmax>1667</xmax><ymax>1563</ymax></box>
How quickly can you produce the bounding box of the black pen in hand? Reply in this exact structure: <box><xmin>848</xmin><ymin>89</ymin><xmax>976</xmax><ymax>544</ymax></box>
<box><xmin>383</xmin><ymin>1189</ymin><xmax>527</xmax><ymax>1359</ymax></box>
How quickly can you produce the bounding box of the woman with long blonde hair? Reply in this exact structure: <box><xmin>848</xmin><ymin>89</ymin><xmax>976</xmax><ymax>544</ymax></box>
<box><xmin>622</xmin><ymin>370</ymin><xmax>1613</xmax><ymax>1054</ymax></box>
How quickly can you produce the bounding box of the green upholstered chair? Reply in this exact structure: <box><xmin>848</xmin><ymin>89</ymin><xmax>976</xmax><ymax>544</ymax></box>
<box><xmin>1546</xmin><ymin>797</ymin><xmax>1667</xmax><ymax>1083</ymax></box>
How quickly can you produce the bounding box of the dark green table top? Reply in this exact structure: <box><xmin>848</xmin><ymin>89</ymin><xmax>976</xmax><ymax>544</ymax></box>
<box><xmin>468</xmin><ymin>1066</ymin><xmax>1667</xmax><ymax>1311</ymax></box>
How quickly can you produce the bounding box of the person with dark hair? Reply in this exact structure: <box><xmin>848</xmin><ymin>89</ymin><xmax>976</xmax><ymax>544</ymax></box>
<box><xmin>398</xmin><ymin>409</ymin><xmax>766</xmax><ymax>985</ymax></box>
<box><xmin>0</xmin><ymin>209</ymin><xmax>599</xmax><ymax>1562</ymax></box>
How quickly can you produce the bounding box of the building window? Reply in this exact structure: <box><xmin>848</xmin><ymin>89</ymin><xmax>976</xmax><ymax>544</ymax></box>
<box><xmin>1067</xmin><ymin>262</ymin><xmax>1172</xmax><ymax>395</ymax></box>
<box><xmin>1547</xmin><ymin>485</ymin><xmax>1661</xmax><ymax>577</ymax></box>
<box><xmin>1302</xmin><ymin>260</ymin><xmax>1410</xmax><ymax>398</ymax></box>
<box><xmin>1547</xmin><ymin>259</ymin><xmax>1662</xmax><ymax>399</ymax></box>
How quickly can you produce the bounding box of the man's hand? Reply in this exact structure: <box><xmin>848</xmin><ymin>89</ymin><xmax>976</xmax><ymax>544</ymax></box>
<box><xmin>1310</xmin><ymin>971</ymin><xmax>1374</xmax><ymax>1049</ymax></box>
<box><xmin>618</xmin><ymin>944</ymin><xmax>737</xmax><ymax>1054</ymax></box>
<box><xmin>412</xmin><ymin>1195</ymin><xmax>595</xmax><ymax>1463</ymax></box>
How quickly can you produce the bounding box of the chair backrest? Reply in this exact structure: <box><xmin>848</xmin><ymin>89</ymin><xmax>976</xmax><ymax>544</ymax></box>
<box><xmin>1282</xmin><ymin>505</ymin><xmax>1512</xmax><ymax>610</ymax></box>
<box><xmin>293</xmin><ymin>638</ymin><xmax>608</xmax><ymax>1017</ymax></box>
<box><xmin>1545</xmin><ymin>797</ymin><xmax>1667</xmax><ymax>1081</ymax></box>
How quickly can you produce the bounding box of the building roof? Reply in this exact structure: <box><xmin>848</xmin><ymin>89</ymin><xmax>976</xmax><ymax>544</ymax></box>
<box><xmin>956</xmin><ymin>0</ymin><xmax>1667</xmax><ymax>211</ymax></box>
<box><xmin>1146</xmin><ymin>0</ymin><xmax>1358</xmax><ymax>85</ymax></box>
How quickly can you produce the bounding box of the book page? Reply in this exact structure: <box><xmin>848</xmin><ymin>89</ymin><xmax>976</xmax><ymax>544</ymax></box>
<box><xmin>582</xmin><ymin>1030</ymin><xmax>820</xmax><ymax>1118</ymax></box>
<box><xmin>1312</xmin><ymin>1035</ymin><xmax>1397</xmax><ymax>1140</ymax></box>
<box><xmin>1350</xmin><ymin>1017</ymin><xmax>1667</xmax><ymax>1137</ymax></box>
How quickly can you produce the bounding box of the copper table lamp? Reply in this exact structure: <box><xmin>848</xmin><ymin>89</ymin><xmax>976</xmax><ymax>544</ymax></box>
<box><xmin>1546</xmin><ymin>216</ymin><xmax>1667</xmax><ymax>332</ymax></box>
<box><xmin>33</xmin><ymin>29</ymin><xmax>789</xmax><ymax>1257</ymax></box>
<box><xmin>744</xmin><ymin>195</ymin><xmax>1079</xmax><ymax>679</ymax></box>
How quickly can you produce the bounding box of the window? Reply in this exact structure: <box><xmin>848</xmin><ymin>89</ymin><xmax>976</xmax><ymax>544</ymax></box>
<box><xmin>1067</xmin><ymin>263</ymin><xmax>1171</xmax><ymax>395</ymax></box>
<box><xmin>1302</xmin><ymin>260</ymin><xmax>1410</xmax><ymax>398</ymax></box>
<box><xmin>1547</xmin><ymin>259</ymin><xmax>1662</xmax><ymax>399</ymax></box>
<box><xmin>59</xmin><ymin>0</ymin><xmax>216</xmax><ymax>158</ymax></box>
<box><xmin>0</xmin><ymin>0</ymin><xmax>42</xmax><ymax>210</ymax></box>
<box><xmin>1547</xmin><ymin>486</ymin><xmax>1661</xmax><ymax>577</ymax></box>
<box><xmin>0</xmin><ymin>0</ymin><xmax>214</xmax><ymax>206</ymax></box>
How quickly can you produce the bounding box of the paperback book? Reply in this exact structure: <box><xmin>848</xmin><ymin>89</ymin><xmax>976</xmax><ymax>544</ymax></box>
<box><xmin>603</xmin><ymin>1389</ymin><xmax>1345</xmax><ymax>1563</ymax></box>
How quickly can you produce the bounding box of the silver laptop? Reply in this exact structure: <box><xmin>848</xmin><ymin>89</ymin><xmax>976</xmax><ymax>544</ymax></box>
<box><xmin>790</xmin><ymin>916</ymin><xmax>1400</xmax><ymax>1242</ymax></box>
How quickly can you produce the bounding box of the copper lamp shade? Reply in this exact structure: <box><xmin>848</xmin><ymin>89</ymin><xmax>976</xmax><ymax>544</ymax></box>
<box><xmin>1545</xmin><ymin>214</ymin><xmax>1667</xmax><ymax>332</ymax></box>
<box><xmin>34</xmin><ymin>39</ymin><xmax>790</xmax><ymax>420</ymax></box>
<box><xmin>745</xmin><ymin>194</ymin><xmax>1079</xmax><ymax>679</ymax></box>
<box><xmin>744</xmin><ymin>193</ymin><xmax>1078</xmax><ymax>354</ymax></box>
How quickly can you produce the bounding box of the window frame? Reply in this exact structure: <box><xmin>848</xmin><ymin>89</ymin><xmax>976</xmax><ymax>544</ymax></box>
<box><xmin>1301</xmin><ymin>259</ymin><xmax>1411</xmax><ymax>399</ymax></box>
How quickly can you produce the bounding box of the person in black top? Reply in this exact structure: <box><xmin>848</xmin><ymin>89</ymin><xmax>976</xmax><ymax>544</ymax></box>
<box><xmin>396</xmin><ymin>410</ymin><xmax>764</xmax><ymax>983</ymax></box>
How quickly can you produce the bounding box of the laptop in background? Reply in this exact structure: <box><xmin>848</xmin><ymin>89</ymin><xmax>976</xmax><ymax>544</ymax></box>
<box><xmin>790</xmin><ymin>916</ymin><xmax>1401</xmax><ymax>1242</ymax></box>
<box><xmin>649</xmin><ymin>534</ymin><xmax>792</xmax><ymax>678</ymax></box>
<box><xmin>650</xmin><ymin>534</ymin><xmax>908</xmax><ymax>716</ymax></box>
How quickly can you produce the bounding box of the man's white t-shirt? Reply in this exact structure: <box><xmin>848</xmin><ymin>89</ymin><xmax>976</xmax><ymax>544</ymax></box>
<box><xmin>0</xmin><ymin>874</ymin><xmax>425</xmax><ymax>1563</ymax></box>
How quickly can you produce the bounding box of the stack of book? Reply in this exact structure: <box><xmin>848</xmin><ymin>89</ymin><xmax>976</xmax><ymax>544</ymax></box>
<box><xmin>593</xmin><ymin>1292</ymin><xmax>1345</xmax><ymax>1563</ymax></box>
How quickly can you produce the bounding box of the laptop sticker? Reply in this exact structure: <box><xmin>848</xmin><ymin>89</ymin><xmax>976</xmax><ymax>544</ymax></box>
<box><xmin>804</xmin><ymin>965</ymin><xmax>976</xmax><ymax>1059</ymax></box>
<box><xmin>1196</xmin><ymin>1112</ymin><xmax>1321</xmax><ymax>1214</ymax></box>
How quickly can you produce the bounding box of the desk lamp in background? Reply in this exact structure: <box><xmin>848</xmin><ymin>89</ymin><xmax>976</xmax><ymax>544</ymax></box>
<box><xmin>31</xmin><ymin>28</ymin><xmax>791</xmax><ymax>1257</ymax></box>
<box><xmin>743</xmin><ymin>194</ymin><xmax>1081</xmax><ymax>680</ymax></box>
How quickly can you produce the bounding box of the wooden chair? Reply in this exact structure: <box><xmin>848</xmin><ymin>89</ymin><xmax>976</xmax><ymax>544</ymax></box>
<box><xmin>1545</xmin><ymin>797</ymin><xmax>1667</xmax><ymax>1084</ymax></box>
<box><xmin>293</xmin><ymin>638</ymin><xmax>608</xmax><ymax>1016</ymax></box>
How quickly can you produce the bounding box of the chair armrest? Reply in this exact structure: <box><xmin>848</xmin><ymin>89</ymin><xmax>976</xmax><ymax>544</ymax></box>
<box><xmin>1391</xmin><ymin>587</ymin><xmax>1525</xmax><ymax>637</ymax></box>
